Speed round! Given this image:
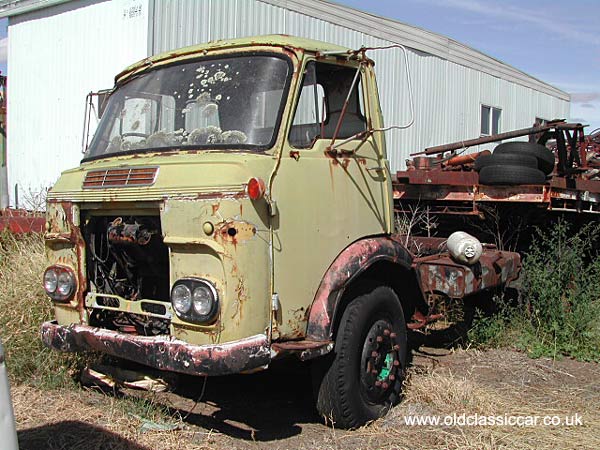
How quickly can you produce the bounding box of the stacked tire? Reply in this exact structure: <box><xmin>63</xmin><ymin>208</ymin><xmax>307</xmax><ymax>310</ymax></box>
<box><xmin>475</xmin><ymin>142</ymin><xmax>554</xmax><ymax>185</ymax></box>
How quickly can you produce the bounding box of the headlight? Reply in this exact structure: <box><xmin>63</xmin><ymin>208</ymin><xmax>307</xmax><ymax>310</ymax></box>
<box><xmin>43</xmin><ymin>270</ymin><xmax>58</xmax><ymax>294</ymax></box>
<box><xmin>193</xmin><ymin>285</ymin><xmax>214</xmax><ymax>315</ymax></box>
<box><xmin>171</xmin><ymin>278</ymin><xmax>218</xmax><ymax>324</ymax></box>
<box><xmin>171</xmin><ymin>284</ymin><xmax>192</xmax><ymax>315</ymax></box>
<box><xmin>43</xmin><ymin>266</ymin><xmax>76</xmax><ymax>301</ymax></box>
<box><xmin>57</xmin><ymin>271</ymin><xmax>75</xmax><ymax>297</ymax></box>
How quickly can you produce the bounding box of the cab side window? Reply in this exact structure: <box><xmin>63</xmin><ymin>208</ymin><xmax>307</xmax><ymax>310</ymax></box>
<box><xmin>289</xmin><ymin>61</ymin><xmax>366</xmax><ymax>148</ymax></box>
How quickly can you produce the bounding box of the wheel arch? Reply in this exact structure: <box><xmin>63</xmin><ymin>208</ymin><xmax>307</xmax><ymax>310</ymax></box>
<box><xmin>306</xmin><ymin>237</ymin><xmax>425</xmax><ymax>341</ymax></box>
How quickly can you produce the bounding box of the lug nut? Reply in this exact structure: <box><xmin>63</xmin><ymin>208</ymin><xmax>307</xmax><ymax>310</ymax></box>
<box><xmin>383</xmin><ymin>329</ymin><xmax>391</xmax><ymax>336</ymax></box>
<box><xmin>389</xmin><ymin>375</ymin><xmax>396</xmax><ymax>381</ymax></box>
<box><xmin>390</xmin><ymin>332</ymin><xmax>397</xmax><ymax>338</ymax></box>
<box><xmin>375</xmin><ymin>380</ymin><xmax>382</xmax><ymax>387</ymax></box>
<box><xmin>382</xmin><ymin>382</ymin><xmax>389</xmax><ymax>389</ymax></box>
<box><xmin>371</xmin><ymin>351</ymin><xmax>379</xmax><ymax>358</ymax></box>
<box><xmin>393</xmin><ymin>360</ymin><xmax>400</xmax><ymax>367</ymax></box>
<box><xmin>376</xmin><ymin>336</ymin><xmax>383</xmax><ymax>343</ymax></box>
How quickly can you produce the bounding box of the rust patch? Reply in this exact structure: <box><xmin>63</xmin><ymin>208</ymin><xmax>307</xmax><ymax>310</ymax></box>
<box><xmin>56</xmin><ymin>202</ymin><xmax>87</xmax><ymax>322</ymax></box>
<box><xmin>216</xmin><ymin>220</ymin><xmax>257</xmax><ymax>247</ymax></box>
<box><xmin>286</xmin><ymin>307</ymin><xmax>308</xmax><ymax>339</ymax></box>
<box><xmin>231</xmin><ymin>277</ymin><xmax>249</xmax><ymax>323</ymax></box>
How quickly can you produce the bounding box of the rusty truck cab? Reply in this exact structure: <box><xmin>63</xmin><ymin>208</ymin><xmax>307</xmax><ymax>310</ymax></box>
<box><xmin>41</xmin><ymin>35</ymin><xmax>393</xmax><ymax>374</ymax></box>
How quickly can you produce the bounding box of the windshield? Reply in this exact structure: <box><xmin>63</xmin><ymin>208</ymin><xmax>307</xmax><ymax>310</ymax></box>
<box><xmin>85</xmin><ymin>54</ymin><xmax>291</xmax><ymax>160</ymax></box>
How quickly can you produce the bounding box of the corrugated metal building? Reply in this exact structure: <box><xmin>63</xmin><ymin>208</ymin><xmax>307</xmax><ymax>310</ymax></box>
<box><xmin>0</xmin><ymin>0</ymin><xmax>570</xmax><ymax>208</ymax></box>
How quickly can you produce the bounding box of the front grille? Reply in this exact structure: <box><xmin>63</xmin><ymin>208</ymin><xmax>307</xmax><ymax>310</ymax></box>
<box><xmin>83</xmin><ymin>167</ymin><xmax>158</xmax><ymax>188</ymax></box>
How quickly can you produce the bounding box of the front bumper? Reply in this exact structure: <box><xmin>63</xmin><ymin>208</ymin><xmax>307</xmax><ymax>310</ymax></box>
<box><xmin>41</xmin><ymin>321</ymin><xmax>271</xmax><ymax>376</ymax></box>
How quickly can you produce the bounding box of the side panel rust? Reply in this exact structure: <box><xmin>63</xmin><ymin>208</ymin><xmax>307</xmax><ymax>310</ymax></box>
<box><xmin>306</xmin><ymin>237</ymin><xmax>413</xmax><ymax>341</ymax></box>
<box><xmin>414</xmin><ymin>251</ymin><xmax>521</xmax><ymax>299</ymax></box>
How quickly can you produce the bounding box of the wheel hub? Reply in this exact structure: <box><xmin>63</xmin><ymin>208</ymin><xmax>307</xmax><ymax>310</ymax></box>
<box><xmin>360</xmin><ymin>319</ymin><xmax>402</xmax><ymax>403</ymax></box>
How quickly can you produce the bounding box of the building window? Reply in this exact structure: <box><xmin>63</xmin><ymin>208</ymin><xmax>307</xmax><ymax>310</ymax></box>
<box><xmin>481</xmin><ymin>105</ymin><xmax>501</xmax><ymax>136</ymax></box>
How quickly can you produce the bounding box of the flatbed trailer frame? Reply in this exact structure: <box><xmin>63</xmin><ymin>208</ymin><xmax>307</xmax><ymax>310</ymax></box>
<box><xmin>393</xmin><ymin>121</ymin><xmax>600</xmax><ymax>218</ymax></box>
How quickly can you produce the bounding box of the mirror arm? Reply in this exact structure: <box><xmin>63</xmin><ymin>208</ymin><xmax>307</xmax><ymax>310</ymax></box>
<box><xmin>326</xmin><ymin>65</ymin><xmax>362</xmax><ymax>153</ymax></box>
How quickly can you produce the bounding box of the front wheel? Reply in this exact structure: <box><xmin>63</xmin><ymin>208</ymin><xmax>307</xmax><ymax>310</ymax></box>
<box><xmin>312</xmin><ymin>285</ymin><xmax>407</xmax><ymax>429</ymax></box>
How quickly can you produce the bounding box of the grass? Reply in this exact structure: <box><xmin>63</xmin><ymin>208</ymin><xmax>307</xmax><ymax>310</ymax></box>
<box><xmin>0</xmin><ymin>232</ymin><xmax>85</xmax><ymax>387</ymax></box>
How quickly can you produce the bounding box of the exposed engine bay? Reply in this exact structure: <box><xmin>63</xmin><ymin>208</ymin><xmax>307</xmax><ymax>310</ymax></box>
<box><xmin>83</xmin><ymin>215</ymin><xmax>170</xmax><ymax>335</ymax></box>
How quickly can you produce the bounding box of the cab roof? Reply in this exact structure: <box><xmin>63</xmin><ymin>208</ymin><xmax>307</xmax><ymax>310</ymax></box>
<box><xmin>117</xmin><ymin>34</ymin><xmax>350</xmax><ymax>82</ymax></box>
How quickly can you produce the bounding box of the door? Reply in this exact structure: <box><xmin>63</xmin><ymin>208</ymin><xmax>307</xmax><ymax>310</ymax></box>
<box><xmin>271</xmin><ymin>59</ymin><xmax>392</xmax><ymax>339</ymax></box>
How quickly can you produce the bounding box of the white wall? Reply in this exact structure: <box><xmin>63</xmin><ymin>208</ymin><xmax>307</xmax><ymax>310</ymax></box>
<box><xmin>7</xmin><ymin>0</ymin><xmax>148</xmax><ymax>207</ymax></box>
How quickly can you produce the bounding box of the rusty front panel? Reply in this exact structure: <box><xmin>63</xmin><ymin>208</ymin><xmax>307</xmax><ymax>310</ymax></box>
<box><xmin>47</xmin><ymin>152</ymin><xmax>278</xmax><ymax>347</ymax></box>
<box><xmin>306</xmin><ymin>237</ymin><xmax>413</xmax><ymax>341</ymax></box>
<box><xmin>45</xmin><ymin>202</ymin><xmax>87</xmax><ymax>323</ymax></box>
<box><xmin>161</xmin><ymin>193</ymin><xmax>272</xmax><ymax>347</ymax></box>
<box><xmin>41</xmin><ymin>321</ymin><xmax>270</xmax><ymax>376</ymax></box>
<box><xmin>414</xmin><ymin>251</ymin><xmax>521</xmax><ymax>299</ymax></box>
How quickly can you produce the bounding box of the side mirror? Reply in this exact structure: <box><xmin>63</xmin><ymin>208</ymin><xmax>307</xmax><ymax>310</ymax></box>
<box><xmin>82</xmin><ymin>89</ymin><xmax>112</xmax><ymax>153</ymax></box>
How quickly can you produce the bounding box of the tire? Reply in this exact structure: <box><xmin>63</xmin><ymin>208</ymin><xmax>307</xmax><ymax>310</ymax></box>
<box><xmin>494</xmin><ymin>142</ymin><xmax>555</xmax><ymax>175</ymax></box>
<box><xmin>479</xmin><ymin>164</ymin><xmax>546</xmax><ymax>185</ymax></box>
<box><xmin>474</xmin><ymin>153</ymin><xmax>537</xmax><ymax>172</ymax></box>
<box><xmin>312</xmin><ymin>285</ymin><xmax>407</xmax><ymax>429</ymax></box>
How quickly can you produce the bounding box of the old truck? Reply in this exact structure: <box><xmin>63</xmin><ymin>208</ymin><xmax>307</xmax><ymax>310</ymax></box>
<box><xmin>41</xmin><ymin>35</ymin><xmax>520</xmax><ymax>428</ymax></box>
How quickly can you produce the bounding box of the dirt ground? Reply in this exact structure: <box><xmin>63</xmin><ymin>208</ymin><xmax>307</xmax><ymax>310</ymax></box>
<box><xmin>12</xmin><ymin>348</ymin><xmax>600</xmax><ymax>450</ymax></box>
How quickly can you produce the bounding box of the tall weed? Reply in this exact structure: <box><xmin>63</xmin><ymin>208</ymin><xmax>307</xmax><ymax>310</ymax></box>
<box><xmin>469</xmin><ymin>220</ymin><xmax>600</xmax><ymax>361</ymax></box>
<box><xmin>520</xmin><ymin>220</ymin><xmax>600</xmax><ymax>360</ymax></box>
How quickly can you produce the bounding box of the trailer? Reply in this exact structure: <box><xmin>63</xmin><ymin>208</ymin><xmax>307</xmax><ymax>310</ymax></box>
<box><xmin>393</xmin><ymin>121</ymin><xmax>600</xmax><ymax>249</ymax></box>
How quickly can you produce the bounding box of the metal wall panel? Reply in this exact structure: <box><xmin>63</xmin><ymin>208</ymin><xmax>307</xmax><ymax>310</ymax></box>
<box><xmin>7</xmin><ymin>0</ymin><xmax>149</xmax><ymax>207</ymax></box>
<box><xmin>152</xmin><ymin>0</ymin><xmax>569</xmax><ymax>172</ymax></box>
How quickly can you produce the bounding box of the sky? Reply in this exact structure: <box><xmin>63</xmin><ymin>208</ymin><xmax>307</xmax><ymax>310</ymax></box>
<box><xmin>0</xmin><ymin>1</ymin><xmax>598</xmax><ymax>131</ymax></box>
<box><xmin>336</xmin><ymin>0</ymin><xmax>600</xmax><ymax>132</ymax></box>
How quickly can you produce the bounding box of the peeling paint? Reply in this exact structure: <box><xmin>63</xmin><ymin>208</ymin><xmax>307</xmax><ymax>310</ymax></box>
<box><xmin>41</xmin><ymin>321</ymin><xmax>270</xmax><ymax>376</ymax></box>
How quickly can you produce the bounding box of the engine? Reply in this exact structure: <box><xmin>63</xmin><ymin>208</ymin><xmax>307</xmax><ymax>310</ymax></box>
<box><xmin>83</xmin><ymin>215</ymin><xmax>170</xmax><ymax>335</ymax></box>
